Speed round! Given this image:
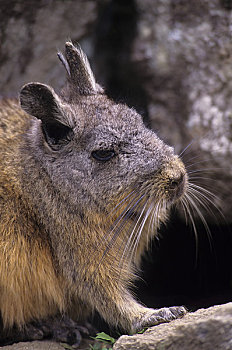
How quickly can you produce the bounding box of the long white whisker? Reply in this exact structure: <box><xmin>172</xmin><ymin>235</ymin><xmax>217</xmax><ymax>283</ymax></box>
<box><xmin>179</xmin><ymin>141</ymin><xmax>195</xmax><ymax>158</ymax></box>
<box><xmin>130</xmin><ymin>204</ymin><xmax>154</xmax><ymax>261</ymax></box>
<box><xmin>152</xmin><ymin>201</ymin><xmax>162</xmax><ymax>236</ymax></box>
<box><xmin>189</xmin><ymin>184</ymin><xmax>218</xmax><ymax>206</ymax></box>
<box><xmin>107</xmin><ymin>193</ymin><xmax>146</xmax><ymax>249</ymax></box>
<box><xmin>188</xmin><ymin>190</ymin><xmax>214</xmax><ymax>231</ymax></box>
<box><xmin>186</xmin><ymin>159</ymin><xmax>213</xmax><ymax>169</ymax></box>
<box><xmin>119</xmin><ymin>200</ymin><xmax>149</xmax><ymax>266</ymax></box>
<box><xmin>185</xmin><ymin>156</ymin><xmax>227</xmax><ymax>169</ymax></box>
<box><xmin>188</xmin><ymin>167</ymin><xmax>228</xmax><ymax>175</ymax></box>
<box><xmin>180</xmin><ymin>198</ymin><xmax>188</xmax><ymax>226</ymax></box>
<box><xmin>189</xmin><ymin>176</ymin><xmax>222</xmax><ymax>183</ymax></box>
<box><xmin>91</xmin><ymin>192</ymin><xmax>146</xmax><ymax>277</ymax></box>
<box><xmin>109</xmin><ymin>190</ymin><xmax>136</xmax><ymax>216</ymax></box>
<box><xmin>182</xmin><ymin>194</ymin><xmax>199</xmax><ymax>262</ymax></box>
<box><xmin>189</xmin><ymin>181</ymin><xmax>226</xmax><ymax>205</ymax></box>
<box><xmin>147</xmin><ymin>202</ymin><xmax>157</xmax><ymax>237</ymax></box>
<box><xmin>186</xmin><ymin>192</ymin><xmax>213</xmax><ymax>253</ymax></box>
<box><xmin>189</xmin><ymin>187</ymin><xmax>217</xmax><ymax>217</ymax></box>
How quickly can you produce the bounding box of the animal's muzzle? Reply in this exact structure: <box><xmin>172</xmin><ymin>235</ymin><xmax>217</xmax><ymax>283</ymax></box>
<box><xmin>167</xmin><ymin>172</ymin><xmax>187</xmax><ymax>200</ymax></box>
<box><xmin>162</xmin><ymin>157</ymin><xmax>188</xmax><ymax>202</ymax></box>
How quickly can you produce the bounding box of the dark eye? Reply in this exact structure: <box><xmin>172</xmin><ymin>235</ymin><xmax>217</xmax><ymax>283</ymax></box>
<box><xmin>91</xmin><ymin>149</ymin><xmax>116</xmax><ymax>162</ymax></box>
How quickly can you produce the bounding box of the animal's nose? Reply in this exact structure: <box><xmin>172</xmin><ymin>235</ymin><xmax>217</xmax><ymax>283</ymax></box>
<box><xmin>169</xmin><ymin>173</ymin><xmax>185</xmax><ymax>190</ymax></box>
<box><xmin>167</xmin><ymin>171</ymin><xmax>187</xmax><ymax>201</ymax></box>
<box><xmin>161</xmin><ymin>156</ymin><xmax>187</xmax><ymax>201</ymax></box>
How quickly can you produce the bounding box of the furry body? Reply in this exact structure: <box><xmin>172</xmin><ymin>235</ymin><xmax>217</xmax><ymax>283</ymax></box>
<box><xmin>0</xmin><ymin>43</ymin><xmax>187</xmax><ymax>338</ymax></box>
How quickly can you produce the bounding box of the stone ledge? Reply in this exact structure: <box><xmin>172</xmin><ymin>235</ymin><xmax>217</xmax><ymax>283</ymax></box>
<box><xmin>1</xmin><ymin>341</ymin><xmax>65</xmax><ymax>350</ymax></box>
<box><xmin>113</xmin><ymin>303</ymin><xmax>232</xmax><ymax>350</ymax></box>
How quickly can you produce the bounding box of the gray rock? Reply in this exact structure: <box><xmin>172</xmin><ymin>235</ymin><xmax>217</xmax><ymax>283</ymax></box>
<box><xmin>132</xmin><ymin>0</ymin><xmax>232</xmax><ymax>221</ymax></box>
<box><xmin>1</xmin><ymin>341</ymin><xmax>65</xmax><ymax>350</ymax></box>
<box><xmin>0</xmin><ymin>0</ymin><xmax>99</xmax><ymax>97</ymax></box>
<box><xmin>113</xmin><ymin>303</ymin><xmax>232</xmax><ymax>350</ymax></box>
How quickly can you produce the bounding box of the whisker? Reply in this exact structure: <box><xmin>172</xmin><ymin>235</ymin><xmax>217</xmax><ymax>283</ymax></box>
<box><xmin>188</xmin><ymin>180</ymin><xmax>228</xmax><ymax>204</ymax></box>
<box><xmin>108</xmin><ymin>190</ymin><xmax>136</xmax><ymax>217</ymax></box>
<box><xmin>189</xmin><ymin>184</ymin><xmax>226</xmax><ymax>227</ymax></box>
<box><xmin>185</xmin><ymin>155</ymin><xmax>229</xmax><ymax>169</ymax></box>
<box><xmin>93</xmin><ymin>192</ymin><xmax>148</xmax><ymax>283</ymax></box>
<box><xmin>188</xmin><ymin>167</ymin><xmax>228</xmax><ymax>175</ymax></box>
<box><xmin>179</xmin><ymin>140</ymin><xmax>195</xmax><ymax>158</ymax></box>
<box><xmin>86</xmin><ymin>192</ymin><xmax>144</xmax><ymax>281</ymax></box>
<box><xmin>189</xmin><ymin>187</ymin><xmax>216</xmax><ymax>213</ymax></box>
<box><xmin>119</xmin><ymin>199</ymin><xmax>149</xmax><ymax>268</ymax></box>
<box><xmin>189</xmin><ymin>183</ymin><xmax>222</xmax><ymax>204</ymax></box>
<box><xmin>189</xmin><ymin>176</ymin><xmax>222</xmax><ymax>182</ymax></box>
<box><xmin>129</xmin><ymin>203</ymin><xmax>154</xmax><ymax>262</ymax></box>
<box><xmin>147</xmin><ymin>202</ymin><xmax>158</xmax><ymax>240</ymax></box>
<box><xmin>185</xmin><ymin>192</ymin><xmax>213</xmax><ymax>254</ymax></box>
<box><xmin>111</xmin><ymin>193</ymin><xmax>145</xmax><ymax>230</ymax></box>
<box><xmin>182</xmin><ymin>194</ymin><xmax>199</xmax><ymax>263</ymax></box>
<box><xmin>151</xmin><ymin>201</ymin><xmax>161</xmax><ymax>236</ymax></box>
<box><xmin>179</xmin><ymin>198</ymin><xmax>188</xmax><ymax>226</ymax></box>
<box><xmin>188</xmin><ymin>190</ymin><xmax>214</xmax><ymax>231</ymax></box>
<box><xmin>184</xmin><ymin>154</ymin><xmax>206</xmax><ymax>167</ymax></box>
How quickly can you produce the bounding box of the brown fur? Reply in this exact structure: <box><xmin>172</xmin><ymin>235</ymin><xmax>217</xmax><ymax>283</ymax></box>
<box><xmin>0</xmin><ymin>101</ymin><xmax>64</xmax><ymax>328</ymax></box>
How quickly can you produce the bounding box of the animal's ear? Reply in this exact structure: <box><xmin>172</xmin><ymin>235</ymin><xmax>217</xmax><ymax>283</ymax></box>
<box><xmin>57</xmin><ymin>41</ymin><xmax>104</xmax><ymax>95</ymax></box>
<box><xmin>20</xmin><ymin>82</ymin><xmax>74</xmax><ymax>149</ymax></box>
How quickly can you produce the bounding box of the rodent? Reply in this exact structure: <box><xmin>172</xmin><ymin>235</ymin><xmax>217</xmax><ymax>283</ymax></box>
<box><xmin>0</xmin><ymin>42</ymin><xmax>187</xmax><ymax>341</ymax></box>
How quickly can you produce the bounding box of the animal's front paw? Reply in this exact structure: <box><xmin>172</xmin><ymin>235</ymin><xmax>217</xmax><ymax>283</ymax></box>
<box><xmin>132</xmin><ymin>305</ymin><xmax>187</xmax><ymax>333</ymax></box>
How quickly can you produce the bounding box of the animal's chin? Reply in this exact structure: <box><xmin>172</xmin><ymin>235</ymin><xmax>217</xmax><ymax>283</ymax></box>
<box><xmin>166</xmin><ymin>189</ymin><xmax>186</xmax><ymax>205</ymax></box>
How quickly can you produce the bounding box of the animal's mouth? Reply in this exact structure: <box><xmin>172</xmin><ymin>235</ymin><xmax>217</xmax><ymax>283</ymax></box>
<box><xmin>109</xmin><ymin>159</ymin><xmax>188</xmax><ymax>229</ymax></box>
<box><xmin>120</xmin><ymin>170</ymin><xmax>188</xmax><ymax>220</ymax></box>
<box><xmin>136</xmin><ymin>169</ymin><xmax>188</xmax><ymax>208</ymax></box>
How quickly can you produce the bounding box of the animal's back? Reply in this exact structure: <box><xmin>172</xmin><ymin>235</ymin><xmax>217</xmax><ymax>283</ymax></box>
<box><xmin>0</xmin><ymin>99</ymin><xmax>29</xmax><ymax>200</ymax></box>
<box><xmin>0</xmin><ymin>100</ymin><xmax>65</xmax><ymax>329</ymax></box>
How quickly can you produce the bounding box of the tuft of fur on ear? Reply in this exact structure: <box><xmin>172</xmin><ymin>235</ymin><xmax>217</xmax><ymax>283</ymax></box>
<box><xmin>57</xmin><ymin>41</ymin><xmax>104</xmax><ymax>96</ymax></box>
<box><xmin>20</xmin><ymin>83</ymin><xmax>74</xmax><ymax>148</ymax></box>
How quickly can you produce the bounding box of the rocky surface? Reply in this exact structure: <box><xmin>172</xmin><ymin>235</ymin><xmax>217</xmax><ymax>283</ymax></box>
<box><xmin>1</xmin><ymin>341</ymin><xmax>65</xmax><ymax>350</ymax></box>
<box><xmin>130</xmin><ymin>0</ymin><xmax>232</xmax><ymax>220</ymax></box>
<box><xmin>0</xmin><ymin>337</ymin><xmax>95</xmax><ymax>350</ymax></box>
<box><xmin>113</xmin><ymin>303</ymin><xmax>232</xmax><ymax>350</ymax></box>
<box><xmin>0</xmin><ymin>0</ymin><xmax>100</xmax><ymax>97</ymax></box>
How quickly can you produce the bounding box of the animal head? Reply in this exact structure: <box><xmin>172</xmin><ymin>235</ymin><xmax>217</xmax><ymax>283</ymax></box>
<box><xmin>19</xmin><ymin>42</ymin><xmax>187</xmax><ymax>224</ymax></box>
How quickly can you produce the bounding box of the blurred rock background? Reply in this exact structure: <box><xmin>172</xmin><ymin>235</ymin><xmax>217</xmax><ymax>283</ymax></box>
<box><xmin>1</xmin><ymin>0</ymin><xmax>232</xmax><ymax>330</ymax></box>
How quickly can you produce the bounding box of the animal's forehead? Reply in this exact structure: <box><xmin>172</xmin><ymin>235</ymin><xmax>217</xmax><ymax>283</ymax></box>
<box><xmin>77</xmin><ymin>96</ymin><xmax>144</xmax><ymax>128</ymax></box>
<box><xmin>65</xmin><ymin>95</ymin><xmax>149</xmax><ymax>146</ymax></box>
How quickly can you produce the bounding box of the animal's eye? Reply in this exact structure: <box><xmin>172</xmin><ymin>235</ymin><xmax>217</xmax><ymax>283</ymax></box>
<box><xmin>91</xmin><ymin>149</ymin><xmax>116</xmax><ymax>162</ymax></box>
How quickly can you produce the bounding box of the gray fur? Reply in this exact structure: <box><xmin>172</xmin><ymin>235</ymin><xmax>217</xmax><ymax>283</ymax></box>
<box><xmin>0</xmin><ymin>42</ymin><xmax>187</xmax><ymax>336</ymax></box>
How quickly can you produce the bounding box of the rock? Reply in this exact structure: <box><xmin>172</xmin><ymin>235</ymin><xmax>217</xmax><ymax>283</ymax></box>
<box><xmin>0</xmin><ymin>0</ymin><xmax>99</xmax><ymax>97</ymax></box>
<box><xmin>113</xmin><ymin>303</ymin><xmax>232</xmax><ymax>350</ymax></box>
<box><xmin>0</xmin><ymin>338</ymin><xmax>94</xmax><ymax>350</ymax></box>
<box><xmin>131</xmin><ymin>0</ymin><xmax>232</xmax><ymax>221</ymax></box>
<box><xmin>1</xmin><ymin>341</ymin><xmax>65</xmax><ymax>350</ymax></box>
